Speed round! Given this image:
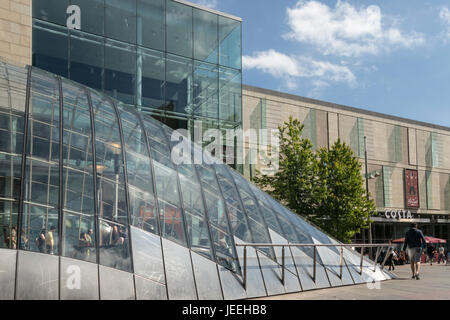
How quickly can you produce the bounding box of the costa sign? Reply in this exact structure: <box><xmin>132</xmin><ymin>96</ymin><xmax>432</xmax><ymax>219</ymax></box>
<box><xmin>384</xmin><ymin>209</ymin><xmax>412</xmax><ymax>219</ymax></box>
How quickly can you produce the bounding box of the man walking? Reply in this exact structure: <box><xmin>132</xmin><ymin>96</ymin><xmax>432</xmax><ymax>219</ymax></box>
<box><xmin>402</xmin><ymin>223</ymin><xmax>426</xmax><ymax>280</ymax></box>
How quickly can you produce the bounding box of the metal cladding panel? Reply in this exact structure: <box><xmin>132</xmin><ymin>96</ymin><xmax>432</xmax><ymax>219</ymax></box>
<box><xmin>283</xmin><ymin>267</ymin><xmax>302</xmax><ymax>293</ymax></box>
<box><xmin>217</xmin><ymin>266</ymin><xmax>247</xmax><ymax>300</ymax></box>
<box><xmin>0</xmin><ymin>249</ymin><xmax>16</xmax><ymax>300</ymax></box>
<box><xmin>135</xmin><ymin>275</ymin><xmax>168</xmax><ymax>300</ymax></box>
<box><xmin>130</xmin><ymin>226</ymin><xmax>166</xmax><ymax>284</ymax></box>
<box><xmin>191</xmin><ymin>251</ymin><xmax>223</xmax><ymax>300</ymax></box>
<box><xmin>290</xmin><ymin>246</ymin><xmax>331</xmax><ymax>290</ymax></box>
<box><xmin>16</xmin><ymin>251</ymin><xmax>59</xmax><ymax>300</ymax></box>
<box><xmin>342</xmin><ymin>248</ymin><xmax>365</xmax><ymax>284</ymax></box>
<box><xmin>60</xmin><ymin>257</ymin><xmax>99</xmax><ymax>300</ymax></box>
<box><xmin>289</xmin><ymin>247</ymin><xmax>316</xmax><ymax>291</ymax></box>
<box><xmin>99</xmin><ymin>265</ymin><xmax>135</xmax><ymax>300</ymax></box>
<box><xmin>256</xmin><ymin>250</ymin><xmax>285</xmax><ymax>296</ymax></box>
<box><xmin>234</xmin><ymin>237</ymin><xmax>266</xmax><ymax>298</ymax></box>
<box><xmin>162</xmin><ymin>238</ymin><xmax>198</xmax><ymax>300</ymax></box>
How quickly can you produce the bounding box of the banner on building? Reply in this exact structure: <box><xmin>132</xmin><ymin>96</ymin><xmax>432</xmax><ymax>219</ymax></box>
<box><xmin>405</xmin><ymin>169</ymin><xmax>419</xmax><ymax>208</ymax></box>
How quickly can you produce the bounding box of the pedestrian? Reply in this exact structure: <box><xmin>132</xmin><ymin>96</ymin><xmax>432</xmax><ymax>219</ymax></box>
<box><xmin>387</xmin><ymin>248</ymin><xmax>397</xmax><ymax>271</ymax></box>
<box><xmin>45</xmin><ymin>225</ymin><xmax>56</xmax><ymax>254</ymax></box>
<box><xmin>402</xmin><ymin>223</ymin><xmax>426</xmax><ymax>280</ymax></box>
<box><xmin>438</xmin><ymin>245</ymin><xmax>445</xmax><ymax>264</ymax></box>
<box><xmin>426</xmin><ymin>244</ymin><xmax>436</xmax><ymax>265</ymax></box>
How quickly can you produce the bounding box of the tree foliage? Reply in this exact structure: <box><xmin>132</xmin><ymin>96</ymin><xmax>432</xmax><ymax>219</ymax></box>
<box><xmin>253</xmin><ymin>116</ymin><xmax>375</xmax><ymax>243</ymax></box>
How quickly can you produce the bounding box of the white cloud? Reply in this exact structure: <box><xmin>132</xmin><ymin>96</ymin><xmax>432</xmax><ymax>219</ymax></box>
<box><xmin>243</xmin><ymin>49</ymin><xmax>355</xmax><ymax>90</ymax></box>
<box><xmin>283</xmin><ymin>0</ymin><xmax>425</xmax><ymax>57</ymax></box>
<box><xmin>440</xmin><ymin>7</ymin><xmax>450</xmax><ymax>39</ymax></box>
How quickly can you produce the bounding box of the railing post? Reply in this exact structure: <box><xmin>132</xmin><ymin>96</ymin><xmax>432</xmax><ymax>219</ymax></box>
<box><xmin>313</xmin><ymin>246</ymin><xmax>317</xmax><ymax>282</ymax></box>
<box><xmin>380</xmin><ymin>246</ymin><xmax>391</xmax><ymax>269</ymax></box>
<box><xmin>243</xmin><ymin>245</ymin><xmax>247</xmax><ymax>290</ymax></box>
<box><xmin>339</xmin><ymin>247</ymin><xmax>343</xmax><ymax>279</ymax></box>
<box><xmin>360</xmin><ymin>246</ymin><xmax>365</xmax><ymax>275</ymax></box>
<box><xmin>373</xmin><ymin>247</ymin><xmax>381</xmax><ymax>272</ymax></box>
<box><xmin>282</xmin><ymin>246</ymin><xmax>285</xmax><ymax>286</ymax></box>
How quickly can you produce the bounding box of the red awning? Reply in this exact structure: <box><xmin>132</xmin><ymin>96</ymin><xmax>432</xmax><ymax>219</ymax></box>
<box><xmin>391</xmin><ymin>236</ymin><xmax>447</xmax><ymax>244</ymax></box>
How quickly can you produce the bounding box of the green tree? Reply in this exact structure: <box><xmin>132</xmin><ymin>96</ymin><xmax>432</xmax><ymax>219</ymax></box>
<box><xmin>253</xmin><ymin>117</ymin><xmax>374</xmax><ymax>243</ymax></box>
<box><xmin>314</xmin><ymin>139</ymin><xmax>375</xmax><ymax>242</ymax></box>
<box><xmin>253</xmin><ymin>116</ymin><xmax>324</xmax><ymax>217</ymax></box>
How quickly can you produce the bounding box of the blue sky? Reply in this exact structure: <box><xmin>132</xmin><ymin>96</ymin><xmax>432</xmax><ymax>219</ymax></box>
<box><xmin>190</xmin><ymin>0</ymin><xmax>450</xmax><ymax>127</ymax></box>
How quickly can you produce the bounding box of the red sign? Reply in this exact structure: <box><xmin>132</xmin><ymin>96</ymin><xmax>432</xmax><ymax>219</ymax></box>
<box><xmin>405</xmin><ymin>169</ymin><xmax>419</xmax><ymax>208</ymax></box>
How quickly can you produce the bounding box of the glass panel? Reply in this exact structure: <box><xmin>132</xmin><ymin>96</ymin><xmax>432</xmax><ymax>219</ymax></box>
<box><xmin>69</xmin><ymin>31</ymin><xmax>104</xmax><ymax>91</ymax></box>
<box><xmin>166</xmin><ymin>0</ymin><xmax>193</xmax><ymax>58</ymax></box>
<box><xmin>193</xmin><ymin>61</ymin><xmax>219</xmax><ymax>120</ymax></box>
<box><xmin>98</xmin><ymin>219</ymin><xmax>132</xmax><ymax>272</ymax></box>
<box><xmin>71</xmin><ymin>0</ymin><xmax>105</xmax><ymax>35</ymax></box>
<box><xmin>32</xmin><ymin>20</ymin><xmax>68</xmax><ymax>78</ymax></box>
<box><xmin>105</xmin><ymin>39</ymin><xmax>136</xmax><ymax>105</ymax></box>
<box><xmin>140</xmin><ymin>48</ymin><xmax>165</xmax><ymax>110</ymax></box>
<box><xmin>165</xmin><ymin>54</ymin><xmax>193</xmax><ymax>115</ymax></box>
<box><xmin>219</xmin><ymin>67</ymin><xmax>241</xmax><ymax>122</ymax></box>
<box><xmin>105</xmin><ymin>0</ymin><xmax>137</xmax><ymax>43</ymax></box>
<box><xmin>118</xmin><ymin>105</ymin><xmax>158</xmax><ymax>234</ymax></box>
<box><xmin>61</xmin><ymin>80</ymin><xmax>96</xmax><ymax>263</ymax></box>
<box><xmin>219</xmin><ymin>16</ymin><xmax>241</xmax><ymax>70</ymax></box>
<box><xmin>137</xmin><ymin>0</ymin><xmax>165</xmax><ymax>51</ymax></box>
<box><xmin>193</xmin><ymin>9</ymin><xmax>218</xmax><ymax>64</ymax></box>
<box><xmin>32</xmin><ymin>0</ymin><xmax>69</xmax><ymax>26</ymax></box>
<box><xmin>22</xmin><ymin>69</ymin><xmax>60</xmax><ymax>256</ymax></box>
<box><xmin>214</xmin><ymin>164</ymin><xmax>251</xmax><ymax>242</ymax></box>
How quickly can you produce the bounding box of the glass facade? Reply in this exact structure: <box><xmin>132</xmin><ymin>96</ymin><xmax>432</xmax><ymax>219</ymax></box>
<box><xmin>32</xmin><ymin>0</ymin><xmax>242</xmax><ymax>170</ymax></box>
<box><xmin>0</xmin><ymin>61</ymin><xmax>391</xmax><ymax>299</ymax></box>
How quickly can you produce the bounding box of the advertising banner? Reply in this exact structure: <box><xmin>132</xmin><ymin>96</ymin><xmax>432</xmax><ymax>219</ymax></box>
<box><xmin>405</xmin><ymin>169</ymin><xmax>419</xmax><ymax>208</ymax></box>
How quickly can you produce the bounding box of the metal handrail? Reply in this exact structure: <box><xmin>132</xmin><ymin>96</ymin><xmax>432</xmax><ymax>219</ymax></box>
<box><xmin>235</xmin><ymin>243</ymin><xmax>393</xmax><ymax>290</ymax></box>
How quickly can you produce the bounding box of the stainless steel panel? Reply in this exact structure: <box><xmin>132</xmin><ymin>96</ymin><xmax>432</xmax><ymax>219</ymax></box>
<box><xmin>234</xmin><ymin>237</ymin><xmax>266</xmax><ymax>298</ymax></box>
<box><xmin>217</xmin><ymin>266</ymin><xmax>247</xmax><ymax>300</ymax></box>
<box><xmin>256</xmin><ymin>251</ymin><xmax>285</xmax><ymax>296</ymax></box>
<box><xmin>130</xmin><ymin>226</ymin><xmax>165</xmax><ymax>284</ymax></box>
<box><xmin>135</xmin><ymin>275</ymin><xmax>168</xmax><ymax>300</ymax></box>
<box><xmin>16</xmin><ymin>251</ymin><xmax>59</xmax><ymax>300</ymax></box>
<box><xmin>190</xmin><ymin>251</ymin><xmax>223</xmax><ymax>300</ymax></box>
<box><xmin>268</xmin><ymin>230</ymin><xmax>297</xmax><ymax>275</ymax></box>
<box><xmin>60</xmin><ymin>257</ymin><xmax>99</xmax><ymax>300</ymax></box>
<box><xmin>0</xmin><ymin>249</ymin><xmax>16</xmax><ymax>300</ymax></box>
<box><xmin>99</xmin><ymin>265</ymin><xmax>135</xmax><ymax>300</ymax></box>
<box><xmin>290</xmin><ymin>246</ymin><xmax>330</xmax><ymax>290</ymax></box>
<box><xmin>283</xmin><ymin>268</ymin><xmax>302</xmax><ymax>293</ymax></box>
<box><xmin>162</xmin><ymin>238</ymin><xmax>197</xmax><ymax>300</ymax></box>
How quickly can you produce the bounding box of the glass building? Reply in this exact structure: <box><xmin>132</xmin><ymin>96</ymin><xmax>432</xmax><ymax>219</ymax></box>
<box><xmin>0</xmin><ymin>61</ymin><xmax>393</xmax><ymax>300</ymax></box>
<box><xmin>32</xmin><ymin>0</ymin><xmax>242</xmax><ymax>169</ymax></box>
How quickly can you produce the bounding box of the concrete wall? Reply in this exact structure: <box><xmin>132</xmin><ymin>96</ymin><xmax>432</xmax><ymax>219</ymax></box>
<box><xmin>0</xmin><ymin>0</ymin><xmax>31</xmax><ymax>66</ymax></box>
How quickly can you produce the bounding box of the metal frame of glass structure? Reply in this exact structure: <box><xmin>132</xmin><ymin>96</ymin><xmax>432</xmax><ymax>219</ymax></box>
<box><xmin>0</xmin><ymin>61</ymin><xmax>394</xmax><ymax>300</ymax></box>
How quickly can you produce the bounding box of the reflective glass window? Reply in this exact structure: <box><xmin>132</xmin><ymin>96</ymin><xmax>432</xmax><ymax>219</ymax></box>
<box><xmin>118</xmin><ymin>105</ymin><xmax>158</xmax><ymax>235</ymax></box>
<box><xmin>214</xmin><ymin>164</ymin><xmax>251</xmax><ymax>242</ymax></box>
<box><xmin>105</xmin><ymin>0</ymin><xmax>137</xmax><ymax>44</ymax></box>
<box><xmin>32</xmin><ymin>0</ymin><xmax>69</xmax><ymax>26</ymax></box>
<box><xmin>166</xmin><ymin>0</ymin><xmax>193</xmax><ymax>58</ymax></box>
<box><xmin>219</xmin><ymin>16</ymin><xmax>241</xmax><ymax>70</ymax></box>
<box><xmin>61</xmin><ymin>80</ymin><xmax>96</xmax><ymax>263</ymax></box>
<box><xmin>138</xmin><ymin>0</ymin><xmax>165</xmax><ymax>51</ymax></box>
<box><xmin>22</xmin><ymin>69</ymin><xmax>60</xmax><ymax>255</ymax></box>
<box><xmin>165</xmin><ymin>54</ymin><xmax>193</xmax><ymax>115</ymax></box>
<box><xmin>193</xmin><ymin>9</ymin><xmax>218</xmax><ymax>64</ymax></box>
<box><xmin>105</xmin><ymin>39</ymin><xmax>136</xmax><ymax>105</ymax></box>
<box><xmin>193</xmin><ymin>61</ymin><xmax>219</xmax><ymax>120</ymax></box>
<box><xmin>71</xmin><ymin>0</ymin><xmax>105</xmax><ymax>35</ymax></box>
<box><xmin>69</xmin><ymin>31</ymin><xmax>104</xmax><ymax>91</ymax></box>
<box><xmin>32</xmin><ymin>20</ymin><xmax>68</xmax><ymax>78</ymax></box>
<box><xmin>219</xmin><ymin>67</ymin><xmax>241</xmax><ymax>122</ymax></box>
<box><xmin>139</xmin><ymin>48</ymin><xmax>165</xmax><ymax>110</ymax></box>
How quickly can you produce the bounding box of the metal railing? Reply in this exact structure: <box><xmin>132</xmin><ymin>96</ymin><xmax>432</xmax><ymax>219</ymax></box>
<box><xmin>235</xmin><ymin>243</ymin><xmax>393</xmax><ymax>290</ymax></box>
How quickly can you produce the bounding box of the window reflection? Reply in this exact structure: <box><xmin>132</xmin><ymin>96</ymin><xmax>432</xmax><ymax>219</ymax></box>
<box><xmin>99</xmin><ymin>219</ymin><xmax>131</xmax><ymax>271</ymax></box>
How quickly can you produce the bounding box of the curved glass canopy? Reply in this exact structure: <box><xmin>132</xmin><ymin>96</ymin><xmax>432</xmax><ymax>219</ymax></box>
<box><xmin>0</xmin><ymin>61</ymin><xmax>392</xmax><ymax>300</ymax></box>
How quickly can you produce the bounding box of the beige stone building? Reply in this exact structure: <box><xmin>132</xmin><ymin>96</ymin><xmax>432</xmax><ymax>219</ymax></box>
<box><xmin>242</xmin><ymin>84</ymin><xmax>450</xmax><ymax>244</ymax></box>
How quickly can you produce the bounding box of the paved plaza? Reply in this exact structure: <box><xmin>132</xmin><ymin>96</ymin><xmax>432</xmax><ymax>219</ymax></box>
<box><xmin>254</xmin><ymin>263</ymin><xmax>450</xmax><ymax>300</ymax></box>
